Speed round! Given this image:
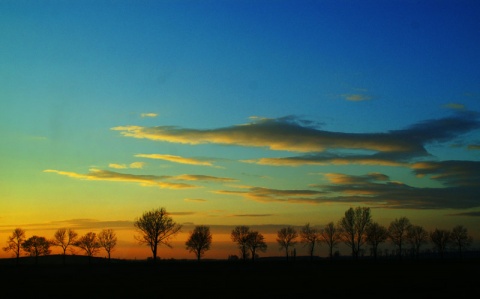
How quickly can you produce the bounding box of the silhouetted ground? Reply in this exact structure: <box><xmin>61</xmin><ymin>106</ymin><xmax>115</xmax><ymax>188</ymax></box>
<box><xmin>1</xmin><ymin>255</ymin><xmax>479</xmax><ymax>298</ymax></box>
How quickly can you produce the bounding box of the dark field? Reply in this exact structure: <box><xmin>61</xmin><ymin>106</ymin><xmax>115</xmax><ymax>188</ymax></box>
<box><xmin>1</xmin><ymin>256</ymin><xmax>479</xmax><ymax>298</ymax></box>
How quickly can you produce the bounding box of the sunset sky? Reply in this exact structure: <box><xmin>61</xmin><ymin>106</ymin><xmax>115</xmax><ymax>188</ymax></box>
<box><xmin>1</xmin><ymin>0</ymin><xmax>480</xmax><ymax>260</ymax></box>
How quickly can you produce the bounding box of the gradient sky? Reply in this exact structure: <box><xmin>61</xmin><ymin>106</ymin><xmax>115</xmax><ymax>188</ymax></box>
<box><xmin>1</xmin><ymin>0</ymin><xmax>480</xmax><ymax>260</ymax></box>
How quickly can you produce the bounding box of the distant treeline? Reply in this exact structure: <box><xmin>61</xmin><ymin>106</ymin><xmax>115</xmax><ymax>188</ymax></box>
<box><xmin>2</xmin><ymin>206</ymin><xmax>475</xmax><ymax>264</ymax></box>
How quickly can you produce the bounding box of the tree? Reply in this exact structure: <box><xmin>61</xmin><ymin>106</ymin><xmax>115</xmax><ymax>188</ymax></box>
<box><xmin>388</xmin><ymin>217</ymin><xmax>412</xmax><ymax>259</ymax></box>
<box><xmin>231</xmin><ymin>226</ymin><xmax>251</xmax><ymax>261</ymax></box>
<box><xmin>3</xmin><ymin>228</ymin><xmax>26</xmax><ymax>265</ymax></box>
<box><xmin>300</xmin><ymin>223</ymin><xmax>321</xmax><ymax>260</ymax></box>
<box><xmin>365</xmin><ymin>222</ymin><xmax>388</xmax><ymax>260</ymax></box>
<box><xmin>450</xmin><ymin>225</ymin><xmax>472</xmax><ymax>257</ymax></box>
<box><xmin>320</xmin><ymin>222</ymin><xmax>342</xmax><ymax>259</ymax></box>
<box><xmin>21</xmin><ymin>236</ymin><xmax>51</xmax><ymax>264</ymax></box>
<box><xmin>51</xmin><ymin>228</ymin><xmax>78</xmax><ymax>265</ymax></box>
<box><xmin>430</xmin><ymin>228</ymin><xmax>451</xmax><ymax>259</ymax></box>
<box><xmin>98</xmin><ymin>228</ymin><xmax>117</xmax><ymax>261</ymax></box>
<box><xmin>339</xmin><ymin>206</ymin><xmax>371</xmax><ymax>259</ymax></box>
<box><xmin>75</xmin><ymin>232</ymin><xmax>101</xmax><ymax>262</ymax></box>
<box><xmin>406</xmin><ymin>225</ymin><xmax>429</xmax><ymax>258</ymax></box>
<box><xmin>185</xmin><ymin>225</ymin><xmax>212</xmax><ymax>261</ymax></box>
<box><xmin>134</xmin><ymin>207</ymin><xmax>182</xmax><ymax>262</ymax></box>
<box><xmin>276</xmin><ymin>226</ymin><xmax>298</xmax><ymax>261</ymax></box>
<box><xmin>246</xmin><ymin>230</ymin><xmax>267</xmax><ymax>262</ymax></box>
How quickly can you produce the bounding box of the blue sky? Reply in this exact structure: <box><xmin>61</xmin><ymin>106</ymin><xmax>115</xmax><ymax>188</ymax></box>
<box><xmin>1</xmin><ymin>0</ymin><xmax>480</xmax><ymax>259</ymax></box>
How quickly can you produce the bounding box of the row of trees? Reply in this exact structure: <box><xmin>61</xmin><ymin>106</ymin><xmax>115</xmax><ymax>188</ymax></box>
<box><xmin>133</xmin><ymin>206</ymin><xmax>474</xmax><ymax>262</ymax></box>
<box><xmin>3</xmin><ymin>228</ymin><xmax>117</xmax><ymax>265</ymax></box>
<box><xmin>3</xmin><ymin>206</ymin><xmax>475</xmax><ymax>263</ymax></box>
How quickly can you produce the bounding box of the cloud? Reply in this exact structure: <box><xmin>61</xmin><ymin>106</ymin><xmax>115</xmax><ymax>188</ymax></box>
<box><xmin>135</xmin><ymin>153</ymin><xmax>213</xmax><ymax>166</ymax></box>
<box><xmin>43</xmin><ymin>169</ymin><xmax>197</xmax><ymax>189</ymax></box>
<box><xmin>184</xmin><ymin>198</ymin><xmax>207</xmax><ymax>203</ymax></box>
<box><xmin>467</xmin><ymin>144</ymin><xmax>480</xmax><ymax>150</ymax></box>
<box><xmin>112</xmin><ymin>113</ymin><xmax>480</xmax><ymax>156</ymax></box>
<box><xmin>212</xmin><ymin>167</ymin><xmax>480</xmax><ymax>210</ymax></box>
<box><xmin>243</xmin><ymin>153</ymin><xmax>408</xmax><ymax>167</ymax></box>
<box><xmin>443</xmin><ymin>103</ymin><xmax>466</xmax><ymax>110</ymax></box>
<box><xmin>446</xmin><ymin>211</ymin><xmax>480</xmax><ymax>217</ymax></box>
<box><xmin>109</xmin><ymin>162</ymin><xmax>145</xmax><ymax>169</ymax></box>
<box><xmin>232</xmin><ymin>214</ymin><xmax>274</xmax><ymax>217</ymax></box>
<box><xmin>342</xmin><ymin>94</ymin><xmax>372</xmax><ymax>101</ymax></box>
<box><xmin>174</xmin><ymin>174</ymin><xmax>237</xmax><ymax>183</ymax></box>
<box><xmin>214</xmin><ymin>187</ymin><xmax>325</xmax><ymax>204</ymax></box>
<box><xmin>0</xmin><ymin>219</ymin><xmax>134</xmax><ymax>232</ymax></box>
<box><xmin>310</xmin><ymin>171</ymin><xmax>480</xmax><ymax>209</ymax></box>
<box><xmin>411</xmin><ymin>160</ymin><xmax>480</xmax><ymax>187</ymax></box>
<box><xmin>141</xmin><ymin>113</ymin><xmax>158</xmax><ymax>118</ymax></box>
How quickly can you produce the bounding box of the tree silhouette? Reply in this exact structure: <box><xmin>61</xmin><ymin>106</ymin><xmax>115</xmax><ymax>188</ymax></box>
<box><xmin>134</xmin><ymin>207</ymin><xmax>182</xmax><ymax>262</ymax></box>
<box><xmin>388</xmin><ymin>217</ymin><xmax>412</xmax><ymax>260</ymax></box>
<box><xmin>75</xmin><ymin>232</ymin><xmax>101</xmax><ymax>263</ymax></box>
<box><xmin>21</xmin><ymin>235</ymin><xmax>51</xmax><ymax>264</ymax></box>
<box><xmin>276</xmin><ymin>226</ymin><xmax>298</xmax><ymax>261</ymax></box>
<box><xmin>320</xmin><ymin>222</ymin><xmax>342</xmax><ymax>259</ymax></box>
<box><xmin>231</xmin><ymin>226</ymin><xmax>251</xmax><ymax>261</ymax></box>
<box><xmin>365</xmin><ymin>222</ymin><xmax>388</xmax><ymax>260</ymax></box>
<box><xmin>185</xmin><ymin>225</ymin><xmax>212</xmax><ymax>261</ymax></box>
<box><xmin>430</xmin><ymin>228</ymin><xmax>451</xmax><ymax>259</ymax></box>
<box><xmin>406</xmin><ymin>225</ymin><xmax>429</xmax><ymax>258</ymax></box>
<box><xmin>246</xmin><ymin>230</ymin><xmax>267</xmax><ymax>262</ymax></box>
<box><xmin>98</xmin><ymin>228</ymin><xmax>117</xmax><ymax>261</ymax></box>
<box><xmin>450</xmin><ymin>225</ymin><xmax>472</xmax><ymax>258</ymax></box>
<box><xmin>339</xmin><ymin>206</ymin><xmax>371</xmax><ymax>259</ymax></box>
<box><xmin>51</xmin><ymin>228</ymin><xmax>78</xmax><ymax>265</ymax></box>
<box><xmin>3</xmin><ymin>228</ymin><xmax>26</xmax><ymax>265</ymax></box>
<box><xmin>300</xmin><ymin>223</ymin><xmax>321</xmax><ymax>260</ymax></box>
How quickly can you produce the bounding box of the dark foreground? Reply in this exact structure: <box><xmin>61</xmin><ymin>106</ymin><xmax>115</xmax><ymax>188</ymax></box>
<box><xmin>1</xmin><ymin>256</ymin><xmax>479</xmax><ymax>298</ymax></box>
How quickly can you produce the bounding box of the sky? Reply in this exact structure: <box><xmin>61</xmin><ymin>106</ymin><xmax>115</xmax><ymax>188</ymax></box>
<box><xmin>1</xmin><ymin>0</ymin><xmax>480</xmax><ymax>260</ymax></box>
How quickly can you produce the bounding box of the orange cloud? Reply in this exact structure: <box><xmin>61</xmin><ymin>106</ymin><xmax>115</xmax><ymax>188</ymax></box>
<box><xmin>135</xmin><ymin>153</ymin><xmax>213</xmax><ymax>166</ymax></box>
<box><xmin>43</xmin><ymin>169</ymin><xmax>197</xmax><ymax>189</ymax></box>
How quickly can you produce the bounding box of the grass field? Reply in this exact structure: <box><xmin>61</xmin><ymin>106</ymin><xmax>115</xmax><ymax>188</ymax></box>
<box><xmin>1</xmin><ymin>256</ymin><xmax>478</xmax><ymax>298</ymax></box>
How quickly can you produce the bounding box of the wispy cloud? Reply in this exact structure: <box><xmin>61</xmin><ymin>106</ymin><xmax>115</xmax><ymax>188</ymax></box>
<box><xmin>43</xmin><ymin>169</ymin><xmax>197</xmax><ymax>189</ymax></box>
<box><xmin>342</xmin><ymin>94</ymin><xmax>372</xmax><ymax>101</ymax></box>
<box><xmin>135</xmin><ymin>153</ymin><xmax>213</xmax><ymax>166</ymax></box>
<box><xmin>411</xmin><ymin>160</ymin><xmax>480</xmax><ymax>187</ymax></box>
<box><xmin>443</xmin><ymin>103</ymin><xmax>466</xmax><ymax>110</ymax></box>
<box><xmin>232</xmin><ymin>214</ymin><xmax>274</xmax><ymax>217</ymax></box>
<box><xmin>174</xmin><ymin>174</ymin><xmax>237</xmax><ymax>183</ymax></box>
<box><xmin>243</xmin><ymin>153</ymin><xmax>408</xmax><ymax>167</ymax></box>
<box><xmin>215</xmin><ymin>187</ymin><xmax>325</xmax><ymax>204</ymax></box>
<box><xmin>112</xmin><ymin>113</ymin><xmax>480</xmax><ymax>156</ymax></box>
<box><xmin>184</xmin><ymin>198</ymin><xmax>207</xmax><ymax>203</ymax></box>
<box><xmin>309</xmin><ymin>171</ymin><xmax>480</xmax><ymax>209</ymax></box>
<box><xmin>140</xmin><ymin>113</ymin><xmax>158</xmax><ymax>118</ymax></box>
<box><xmin>109</xmin><ymin>162</ymin><xmax>145</xmax><ymax>169</ymax></box>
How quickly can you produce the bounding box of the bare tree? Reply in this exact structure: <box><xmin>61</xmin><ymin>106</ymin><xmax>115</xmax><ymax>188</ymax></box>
<box><xmin>185</xmin><ymin>225</ymin><xmax>212</xmax><ymax>261</ymax></box>
<box><xmin>365</xmin><ymin>222</ymin><xmax>388</xmax><ymax>260</ymax></box>
<box><xmin>98</xmin><ymin>228</ymin><xmax>117</xmax><ymax>261</ymax></box>
<box><xmin>339</xmin><ymin>206</ymin><xmax>371</xmax><ymax>259</ymax></box>
<box><xmin>246</xmin><ymin>230</ymin><xmax>267</xmax><ymax>262</ymax></box>
<box><xmin>22</xmin><ymin>236</ymin><xmax>51</xmax><ymax>264</ymax></box>
<box><xmin>450</xmin><ymin>225</ymin><xmax>472</xmax><ymax>257</ymax></box>
<box><xmin>231</xmin><ymin>226</ymin><xmax>251</xmax><ymax>261</ymax></box>
<box><xmin>75</xmin><ymin>232</ymin><xmax>101</xmax><ymax>263</ymax></box>
<box><xmin>388</xmin><ymin>217</ymin><xmax>412</xmax><ymax>260</ymax></box>
<box><xmin>276</xmin><ymin>226</ymin><xmax>298</xmax><ymax>261</ymax></box>
<box><xmin>51</xmin><ymin>228</ymin><xmax>78</xmax><ymax>265</ymax></box>
<box><xmin>430</xmin><ymin>228</ymin><xmax>451</xmax><ymax>259</ymax></box>
<box><xmin>3</xmin><ymin>228</ymin><xmax>26</xmax><ymax>265</ymax></box>
<box><xmin>320</xmin><ymin>222</ymin><xmax>342</xmax><ymax>259</ymax></box>
<box><xmin>406</xmin><ymin>225</ymin><xmax>429</xmax><ymax>258</ymax></box>
<box><xmin>300</xmin><ymin>223</ymin><xmax>321</xmax><ymax>260</ymax></box>
<box><xmin>134</xmin><ymin>207</ymin><xmax>182</xmax><ymax>262</ymax></box>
